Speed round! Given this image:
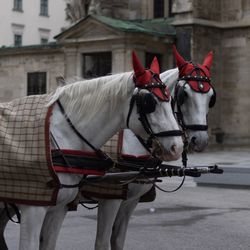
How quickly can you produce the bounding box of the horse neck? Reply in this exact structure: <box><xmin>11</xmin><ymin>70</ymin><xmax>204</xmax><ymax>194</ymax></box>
<box><xmin>160</xmin><ymin>67</ymin><xmax>179</xmax><ymax>97</ymax></box>
<box><xmin>50</xmin><ymin>89</ymin><xmax>133</xmax><ymax>152</ymax></box>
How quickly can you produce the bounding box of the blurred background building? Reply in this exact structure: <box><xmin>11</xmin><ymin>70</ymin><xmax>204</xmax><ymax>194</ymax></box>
<box><xmin>0</xmin><ymin>0</ymin><xmax>249</xmax><ymax>147</ymax></box>
<box><xmin>0</xmin><ymin>0</ymin><xmax>69</xmax><ymax>46</ymax></box>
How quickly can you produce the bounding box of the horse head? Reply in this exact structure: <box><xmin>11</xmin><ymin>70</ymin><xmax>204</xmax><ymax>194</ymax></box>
<box><xmin>126</xmin><ymin>51</ymin><xmax>183</xmax><ymax>161</ymax></box>
<box><xmin>173</xmin><ymin>45</ymin><xmax>216</xmax><ymax>152</ymax></box>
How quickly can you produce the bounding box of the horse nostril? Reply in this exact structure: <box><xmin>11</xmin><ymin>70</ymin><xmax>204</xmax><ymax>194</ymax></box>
<box><xmin>170</xmin><ymin>145</ymin><xmax>177</xmax><ymax>154</ymax></box>
<box><xmin>191</xmin><ymin>137</ymin><xmax>196</xmax><ymax>145</ymax></box>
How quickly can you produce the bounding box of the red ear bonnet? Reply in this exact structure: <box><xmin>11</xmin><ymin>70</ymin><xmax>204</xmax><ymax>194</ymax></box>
<box><xmin>150</xmin><ymin>56</ymin><xmax>160</xmax><ymax>75</ymax></box>
<box><xmin>202</xmin><ymin>51</ymin><xmax>213</xmax><ymax>70</ymax></box>
<box><xmin>132</xmin><ymin>51</ymin><xmax>154</xmax><ymax>86</ymax></box>
<box><xmin>132</xmin><ymin>51</ymin><xmax>145</xmax><ymax>78</ymax></box>
<box><xmin>132</xmin><ymin>51</ymin><xmax>170</xmax><ymax>101</ymax></box>
<box><xmin>173</xmin><ymin>45</ymin><xmax>186</xmax><ymax>69</ymax></box>
<box><xmin>173</xmin><ymin>45</ymin><xmax>213</xmax><ymax>93</ymax></box>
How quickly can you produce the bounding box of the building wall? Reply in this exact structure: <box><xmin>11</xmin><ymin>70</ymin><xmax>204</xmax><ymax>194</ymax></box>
<box><xmin>62</xmin><ymin>35</ymin><xmax>173</xmax><ymax>79</ymax></box>
<box><xmin>220</xmin><ymin>27</ymin><xmax>250</xmax><ymax>144</ymax></box>
<box><xmin>0</xmin><ymin>47</ymin><xmax>65</xmax><ymax>101</ymax></box>
<box><xmin>0</xmin><ymin>0</ymin><xmax>69</xmax><ymax>47</ymax></box>
<box><xmin>172</xmin><ymin>0</ymin><xmax>250</xmax><ymax>145</ymax></box>
<box><xmin>193</xmin><ymin>0</ymin><xmax>221</xmax><ymax>21</ymax></box>
<box><xmin>191</xmin><ymin>26</ymin><xmax>223</xmax><ymax>142</ymax></box>
<box><xmin>90</xmin><ymin>0</ymin><xmax>171</xmax><ymax>20</ymax></box>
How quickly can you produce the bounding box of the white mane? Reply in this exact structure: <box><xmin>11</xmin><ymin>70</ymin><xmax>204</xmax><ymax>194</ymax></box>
<box><xmin>160</xmin><ymin>67</ymin><xmax>179</xmax><ymax>96</ymax></box>
<box><xmin>48</xmin><ymin>72</ymin><xmax>134</xmax><ymax>124</ymax></box>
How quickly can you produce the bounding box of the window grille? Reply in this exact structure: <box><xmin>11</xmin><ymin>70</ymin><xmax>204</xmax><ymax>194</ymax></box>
<box><xmin>82</xmin><ymin>52</ymin><xmax>112</xmax><ymax>79</ymax></box>
<box><xmin>40</xmin><ymin>0</ymin><xmax>48</xmax><ymax>16</ymax></box>
<box><xmin>13</xmin><ymin>0</ymin><xmax>22</xmax><ymax>11</ymax></box>
<box><xmin>14</xmin><ymin>34</ymin><xmax>22</xmax><ymax>47</ymax></box>
<box><xmin>27</xmin><ymin>72</ymin><xmax>47</xmax><ymax>95</ymax></box>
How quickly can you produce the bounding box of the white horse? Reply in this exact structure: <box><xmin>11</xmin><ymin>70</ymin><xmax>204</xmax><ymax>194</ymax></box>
<box><xmin>94</xmin><ymin>46</ymin><xmax>216</xmax><ymax>250</ymax></box>
<box><xmin>0</xmin><ymin>52</ymin><xmax>183</xmax><ymax>250</ymax></box>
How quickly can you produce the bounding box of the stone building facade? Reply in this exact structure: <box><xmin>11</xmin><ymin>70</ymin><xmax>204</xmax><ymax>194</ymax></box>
<box><xmin>0</xmin><ymin>0</ymin><xmax>249</xmax><ymax>146</ymax></box>
<box><xmin>172</xmin><ymin>0</ymin><xmax>250</xmax><ymax>145</ymax></box>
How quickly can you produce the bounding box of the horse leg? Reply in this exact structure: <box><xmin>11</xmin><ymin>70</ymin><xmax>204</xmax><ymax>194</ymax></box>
<box><xmin>110</xmin><ymin>183</ymin><xmax>153</xmax><ymax>250</ymax></box>
<box><xmin>19</xmin><ymin>205</ymin><xmax>47</xmax><ymax>250</ymax></box>
<box><xmin>0</xmin><ymin>207</ymin><xmax>15</xmax><ymax>250</ymax></box>
<box><xmin>95</xmin><ymin>199</ymin><xmax>123</xmax><ymax>250</ymax></box>
<box><xmin>39</xmin><ymin>206</ymin><xmax>68</xmax><ymax>250</ymax></box>
<box><xmin>110</xmin><ymin>198</ymin><xmax>140</xmax><ymax>250</ymax></box>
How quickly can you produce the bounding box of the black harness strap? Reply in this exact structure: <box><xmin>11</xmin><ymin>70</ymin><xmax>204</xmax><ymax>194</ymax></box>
<box><xmin>153</xmin><ymin>130</ymin><xmax>183</xmax><ymax>137</ymax></box>
<box><xmin>57</xmin><ymin>100</ymin><xmax>108</xmax><ymax>159</ymax></box>
<box><xmin>54</xmin><ymin>100</ymin><xmax>116</xmax><ymax>189</ymax></box>
<box><xmin>4</xmin><ymin>203</ymin><xmax>21</xmax><ymax>224</ymax></box>
<box><xmin>126</xmin><ymin>94</ymin><xmax>136</xmax><ymax>128</ymax></box>
<box><xmin>184</xmin><ymin>124</ymin><xmax>208</xmax><ymax>131</ymax></box>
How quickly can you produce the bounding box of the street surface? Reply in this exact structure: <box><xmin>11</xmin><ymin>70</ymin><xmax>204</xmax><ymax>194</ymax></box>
<box><xmin>5</xmin><ymin>147</ymin><xmax>250</xmax><ymax>250</ymax></box>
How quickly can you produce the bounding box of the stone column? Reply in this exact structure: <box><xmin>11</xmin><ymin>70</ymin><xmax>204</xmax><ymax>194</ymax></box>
<box><xmin>64</xmin><ymin>48</ymin><xmax>78</xmax><ymax>79</ymax></box>
<box><xmin>112</xmin><ymin>45</ymin><xmax>146</xmax><ymax>73</ymax></box>
<box><xmin>112</xmin><ymin>46</ymin><xmax>127</xmax><ymax>73</ymax></box>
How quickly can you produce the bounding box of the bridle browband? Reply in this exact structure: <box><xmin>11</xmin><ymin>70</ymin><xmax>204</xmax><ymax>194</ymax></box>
<box><xmin>178</xmin><ymin>63</ymin><xmax>211</xmax><ymax>84</ymax></box>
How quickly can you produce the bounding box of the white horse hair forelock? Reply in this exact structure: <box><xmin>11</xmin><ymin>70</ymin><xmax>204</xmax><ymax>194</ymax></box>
<box><xmin>47</xmin><ymin>72</ymin><xmax>134</xmax><ymax>124</ymax></box>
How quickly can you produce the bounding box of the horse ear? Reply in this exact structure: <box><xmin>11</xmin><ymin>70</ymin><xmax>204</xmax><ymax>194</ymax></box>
<box><xmin>172</xmin><ymin>45</ymin><xmax>186</xmax><ymax>69</ymax></box>
<box><xmin>202</xmin><ymin>51</ymin><xmax>213</xmax><ymax>70</ymax></box>
<box><xmin>150</xmin><ymin>56</ymin><xmax>160</xmax><ymax>75</ymax></box>
<box><xmin>132</xmin><ymin>51</ymin><xmax>145</xmax><ymax>77</ymax></box>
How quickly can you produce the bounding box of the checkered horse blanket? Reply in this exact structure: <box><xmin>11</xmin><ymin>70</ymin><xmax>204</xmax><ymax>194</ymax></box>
<box><xmin>0</xmin><ymin>94</ymin><xmax>60</xmax><ymax>206</ymax></box>
<box><xmin>0</xmin><ymin>94</ymin><xmax>154</xmax><ymax>206</ymax></box>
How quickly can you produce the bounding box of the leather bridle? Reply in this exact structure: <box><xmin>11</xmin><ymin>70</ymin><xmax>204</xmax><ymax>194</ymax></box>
<box><xmin>127</xmin><ymin>74</ymin><xmax>183</xmax><ymax>155</ymax></box>
<box><xmin>173</xmin><ymin>63</ymin><xmax>215</xmax><ymax>132</ymax></box>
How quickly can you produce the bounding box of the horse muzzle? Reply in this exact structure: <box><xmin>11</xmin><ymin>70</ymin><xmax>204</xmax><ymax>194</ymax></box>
<box><xmin>152</xmin><ymin>139</ymin><xmax>183</xmax><ymax>161</ymax></box>
<box><xmin>189</xmin><ymin>132</ymin><xmax>208</xmax><ymax>152</ymax></box>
